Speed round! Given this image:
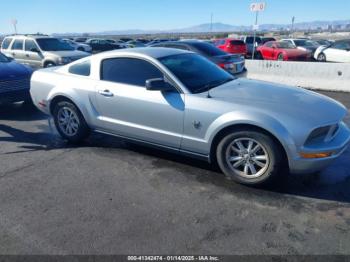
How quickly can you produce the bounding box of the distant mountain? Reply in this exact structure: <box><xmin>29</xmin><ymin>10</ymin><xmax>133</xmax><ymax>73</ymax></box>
<box><xmin>53</xmin><ymin>19</ymin><xmax>350</xmax><ymax>36</ymax></box>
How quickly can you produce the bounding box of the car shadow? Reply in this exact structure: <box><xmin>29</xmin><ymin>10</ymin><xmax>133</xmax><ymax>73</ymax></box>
<box><xmin>0</xmin><ymin>103</ymin><xmax>47</xmax><ymax>122</ymax></box>
<box><xmin>0</xmin><ymin>105</ymin><xmax>349</xmax><ymax>204</ymax></box>
<box><xmin>86</xmin><ymin>132</ymin><xmax>350</xmax><ymax>204</ymax></box>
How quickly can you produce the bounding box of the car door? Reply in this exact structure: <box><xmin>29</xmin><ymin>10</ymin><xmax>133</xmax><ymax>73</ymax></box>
<box><xmin>8</xmin><ymin>39</ymin><xmax>26</xmax><ymax>63</ymax></box>
<box><xmin>325</xmin><ymin>42</ymin><xmax>350</xmax><ymax>62</ymax></box>
<box><xmin>23</xmin><ymin>39</ymin><xmax>43</xmax><ymax>68</ymax></box>
<box><xmin>261</xmin><ymin>43</ymin><xmax>273</xmax><ymax>60</ymax></box>
<box><xmin>94</xmin><ymin>57</ymin><xmax>185</xmax><ymax>149</ymax></box>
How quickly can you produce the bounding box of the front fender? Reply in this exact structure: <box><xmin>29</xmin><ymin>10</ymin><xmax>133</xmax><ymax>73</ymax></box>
<box><xmin>206</xmin><ymin>110</ymin><xmax>296</xmax><ymax>157</ymax></box>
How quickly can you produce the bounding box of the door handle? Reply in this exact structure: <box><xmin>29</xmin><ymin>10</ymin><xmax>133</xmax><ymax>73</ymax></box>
<box><xmin>98</xmin><ymin>90</ymin><xmax>114</xmax><ymax>97</ymax></box>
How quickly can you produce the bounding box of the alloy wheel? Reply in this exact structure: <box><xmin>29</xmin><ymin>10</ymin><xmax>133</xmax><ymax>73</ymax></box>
<box><xmin>225</xmin><ymin>138</ymin><xmax>270</xmax><ymax>179</ymax></box>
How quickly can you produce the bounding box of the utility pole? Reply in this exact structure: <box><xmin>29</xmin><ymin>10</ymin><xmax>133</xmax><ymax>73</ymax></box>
<box><xmin>291</xmin><ymin>16</ymin><xmax>295</xmax><ymax>38</ymax></box>
<box><xmin>210</xmin><ymin>13</ymin><xmax>213</xmax><ymax>33</ymax></box>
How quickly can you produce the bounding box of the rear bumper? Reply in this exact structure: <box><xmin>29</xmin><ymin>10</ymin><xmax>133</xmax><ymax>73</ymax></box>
<box><xmin>289</xmin><ymin>122</ymin><xmax>350</xmax><ymax>174</ymax></box>
<box><xmin>0</xmin><ymin>89</ymin><xmax>31</xmax><ymax>104</ymax></box>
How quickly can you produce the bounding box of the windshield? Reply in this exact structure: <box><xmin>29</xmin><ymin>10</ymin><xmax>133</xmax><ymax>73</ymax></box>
<box><xmin>276</xmin><ymin>42</ymin><xmax>296</xmax><ymax>49</ymax></box>
<box><xmin>159</xmin><ymin>53</ymin><xmax>234</xmax><ymax>94</ymax></box>
<box><xmin>246</xmin><ymin>37</ymin><xmax>262</xmax><ymax>44</ymax></box>
<box><xmin>191</xmin><ymin>42</ymin><xmax>227</xmax><ymax>57</ymax></box>
<box><xmin>0</xmin><ymin>52</ymin><xmax>10</xmax><ymax>63</ymax></box>
<box><xmin>36</xmin><ymin>38</ymin><xmax>74</xmax><ymax>51</ymax></box>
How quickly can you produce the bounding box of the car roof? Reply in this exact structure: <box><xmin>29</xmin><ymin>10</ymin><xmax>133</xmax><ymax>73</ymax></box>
<box><xmin>95</xmin><ymin>47</ymin><xmax>191</xmax><ymax>59</ymax></box>
<box><xmin>4</xmin><ymin>35</ymin><xmax>52</xmax><ymax>40</ymax></box>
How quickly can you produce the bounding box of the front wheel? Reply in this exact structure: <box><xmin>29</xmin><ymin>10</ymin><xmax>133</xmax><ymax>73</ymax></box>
<box><xmin>317</xmin><ymin>53</ymin><xmax>326</xmax><ymax>62</ymax></box>
<box><xmin>53</xmin><ymin>100</ymin><xmax>90</xmax><ymax>143</ymax></box>
<box><xmin>216</xmin><ymin>130</ymin><xmax>282</xmax><ymax>186</ymax></box>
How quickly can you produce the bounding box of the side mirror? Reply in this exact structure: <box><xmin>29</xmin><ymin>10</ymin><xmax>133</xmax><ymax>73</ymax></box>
<box><xmin>30</xmin><ymin>48</ymin><xmax>40</xmax><ymax>53</ymax></box>
<box><xmin>146</xmin><ymin>78</ymin><xmax>174</xmax><ymax>91</ymax></box>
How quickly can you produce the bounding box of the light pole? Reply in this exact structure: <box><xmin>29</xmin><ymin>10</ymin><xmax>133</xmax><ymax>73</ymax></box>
<box><xmin>250</xmin><ymin>2</ymin><xmax>266</xmax><ymax>60</ymax></box>
<box><xmin>11</xmin><ymin>19</ymin><xmax>18</xmax><ymax>35</ymax></box>
<box><xmin>252</xmin><ymin>11</ymin><xmax>259</xmax><ymax>60</ymax></box>
<box><xmin>291</xmin><ymin>16</ymin><xmax>295</xmax><ymax>38</ymax></box>
<box><xmin>210</xmin><ymin>13</ymin><xmax>213</xmax><ymax>33</ymax></box>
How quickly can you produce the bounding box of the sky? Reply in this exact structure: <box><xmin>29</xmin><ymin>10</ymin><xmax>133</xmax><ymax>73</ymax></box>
<box><xmin>0</xmin><ymin>0</ymin><xmax>349</xmax><ymax>34</ymax></box>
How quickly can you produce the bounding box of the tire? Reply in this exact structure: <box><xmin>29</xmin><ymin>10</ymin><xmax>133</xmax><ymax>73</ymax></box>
<box><xmin>277</xmin><ymin>53</ymin><xmax>284</xmax><ymax>61</ymax></box>
<box><xmin>44</xmin><ymin>61</ymin><xmax>56</xmax><ymax>68</ymax></box>
<box><xmin>317</xmin><ymin>53</ymin><xmax>326</xmax><ymax>62</ymax></box>
<box><xmin>216</xmin><ymin>130</ymin><xmax>282</xmax><ymax>186</ymax></box>
<box><xmin>53</xmin><ymin>100</ymin><xmax>90</xmax><ymax>143</ymax></box>
<box><xmin>255</xmin><ymin>52</ymin><xmax>264</xmax><ymax>60</ymax></box>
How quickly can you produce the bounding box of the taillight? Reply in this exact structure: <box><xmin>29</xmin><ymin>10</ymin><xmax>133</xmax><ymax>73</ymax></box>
<box><xmin>218</xmin><ymin>63</ymin><xmax>234</xmax><ymax>69</ymax></box>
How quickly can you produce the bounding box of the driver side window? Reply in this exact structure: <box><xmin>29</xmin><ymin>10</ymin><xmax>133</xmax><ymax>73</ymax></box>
<box><xmin>101</xmin><ymin>58</ymin><xmax>163</xmax><ymax>87</ymax></box>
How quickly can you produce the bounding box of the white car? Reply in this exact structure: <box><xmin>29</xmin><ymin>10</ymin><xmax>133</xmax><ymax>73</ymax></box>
<box><xmin>314</xmin><ymin>40</ymin><xmax>350</xmax><ymax>63</ymax></box>
<box><xmin>61</xmin><ymin>39</ymin><xmax>92</xmax><ymax>53</ymax></box>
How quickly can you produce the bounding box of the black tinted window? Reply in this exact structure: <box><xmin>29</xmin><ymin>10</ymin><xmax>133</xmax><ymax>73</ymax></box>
<box><xmin>191</xmin><ymin>42</ymin><xmax>226</xmax><ymax>56</ymax></box>
<box><xmin>1</xmin><ymin>38</ymin><xmax>12</xmax><ymax>49</ymax></box>
<box><xmin>101</xmin><ymin>58</ymin><xmax>163</xmax><ymax>87</ymax></box>
<box><xmin>12</xmin><ymin>39</ymin><xmax>24</xmax><ymax>50</ymax></box>
<box><xmin>69</xmin><ymin>61</ymin><xmax>91</xmax><ymax>76</ymax></box>
<box><xmin>332</xmin><ymin>41</ymin><xmax>350</xmax><ymax>50</ymax></box>
<box><xmin>164</xmin><ymin>44</ymin><xmax>190</xmax><ymax>51</ymax></box>
<box><xmin>159</xmin><ymin>53</ymin><xmax>234</xmax><ymax>94</ymax></box>
<box><xmin>25</xmin><ymin>40</ymin><xmax>38</xmax><ymax>51</ymax></box>
<box><xmin>246</xmin><ymin>37</ymin><xmax>261</xmax><ymax>44</ymax></box>
<box><xmin>230</xmin><ymin>40</ymin><xmax>245</xmax><ymax>45</ymax></box>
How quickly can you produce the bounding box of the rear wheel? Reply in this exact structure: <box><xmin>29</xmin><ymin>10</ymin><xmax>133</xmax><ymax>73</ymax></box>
<box><xmin>216</xmin><ymin>130</ymin><xmax>282</xmax><ymax>186</ymax></box>
<box><xmin>255</xmin><ymin>52</ymin><xmax>264</xmax><ymax>60</ymax></box>
<box><xmin>317</xmin><ymin>53</ymin><xmax>326</xmax><ymax>62</ymax></box>
<box><xmin>53</xmin><ymin>100</ymin><xmax>90</xmax><ymax>143</ymax></box>
<box><xmin>44</xmin><ymin>61</ymin><xmax>56</xmax><ymax>68</ymax></box>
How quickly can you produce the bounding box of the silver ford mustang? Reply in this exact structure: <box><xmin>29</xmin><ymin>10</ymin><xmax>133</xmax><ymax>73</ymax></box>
<box><xmin>30</xmin><ymin>48</ymin><xmax>350</xmax><ymax>186</ymax></box>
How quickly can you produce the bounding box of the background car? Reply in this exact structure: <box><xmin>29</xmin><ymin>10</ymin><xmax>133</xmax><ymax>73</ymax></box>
<box><xmin>314</xmin><ymin>39</ymin><xmax>333</xmax><ymax>46</ymax></box>
<box><xmin>239</xmin><ymin>36</ymin><xmax>262</xmax><ymax>58</ymax></box>
<box><xmin>261</xmin><ymin>37</ymin><xmax>276</xmax><ymax>45</ymax></box>
<box><xmin>282</xmin><ymin>39</ymin><xmax>320</xmax><ymax>57</ymax></box>
<box><xmin>150</xmin><ymin>40</ymin><xmax>246</xmax><ymax>76</ymax></box>
<box><xmin>85</xmin><ymin>38</ymin><xmax>123</xmax><ymax>53</ymax></box>
<box><xmin>256</xmin><ymin>41</ymin><xmax>311</xmax><ymax>61</ymax></box>
<box><xmin>126</xmin><ymin>40</ymin><xmax>146</xmax><ymax>48</ymax></box>
<box><xmin>73</xmin><ymin>37</ymin><xmax>88</xmax><ymax>43</ymax></box>
<box><xmin>1</xmin><ymin>35</ymin><xmax>90</xmax><ymax>68</ymax></box>
<box><xmin>61</xmin><ymin>39</ymin><xmax>92</xmax><ymax>53</ymax></box>
<box><xmin>314</xmin><ymin>39</ymin><xmax>350</xmax><ymax>63</ymax></box>
<box><xmin>214</xmin><ymin>38</ymin><xmax>247</xmax><ymax>56</ymax></box>
<box><xmin>0</xmin><ymin>52</ymin><xmax>33</xmax><ymax>105</ymax></box>
<box><xmin>30</xmin><ymin>48</ymin><xmax>350</xmax><ymax>186</ymax></box>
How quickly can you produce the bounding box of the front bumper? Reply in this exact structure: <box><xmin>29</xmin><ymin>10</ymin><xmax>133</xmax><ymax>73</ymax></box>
<box><xmin>0</xmin><ymin>89</ymin><xmax>31</xmax><ymax>104</ymax></box>
<box><xmin>289</xmin><ymin>121</ymin><xmax>350</xmax><ymax>174</ymax></box>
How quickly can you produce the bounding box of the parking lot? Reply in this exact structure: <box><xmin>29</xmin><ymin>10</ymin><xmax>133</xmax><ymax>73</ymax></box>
<box><xmin>0</xmin><ymin>90</ymin><xmax>348</xmax><ymax>255</ymax></box>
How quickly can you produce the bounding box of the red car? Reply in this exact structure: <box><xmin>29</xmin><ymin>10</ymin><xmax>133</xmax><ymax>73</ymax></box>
<box><xmin>256</xmin><ymin>41</ymin><xmax>311</xmax><ymax>61</ymax></box>
<box><xmin>214</xmin><ymin>38</ymin><xmax>247</xmax><ymax>56</ymax></box>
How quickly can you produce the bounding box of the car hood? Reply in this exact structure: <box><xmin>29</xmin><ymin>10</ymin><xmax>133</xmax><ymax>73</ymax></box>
<box><xmin>42</xmin><ymin>50</ymin><xmax>89</xmax><ymax>57</ymax></box>
<box><xmin>207</xmin><ymin>78</ymin><xmax>347</xmax><ymax>126</ymax></box>
<box><xmin>0</xmin><ymin>61</ymin><xmax>32</xmax><ymax>80</ymax></box>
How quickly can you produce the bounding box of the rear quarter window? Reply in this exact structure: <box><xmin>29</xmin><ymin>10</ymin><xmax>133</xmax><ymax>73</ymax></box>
<box><xmin>1</xmin><ymin>38</ymin><xmax>13</xmax><ymax>49</ymax></box>
<box><xmin>68</xmin><ymin>61</ymin><xmax>91</xmax><ymax>76</ymax></box>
